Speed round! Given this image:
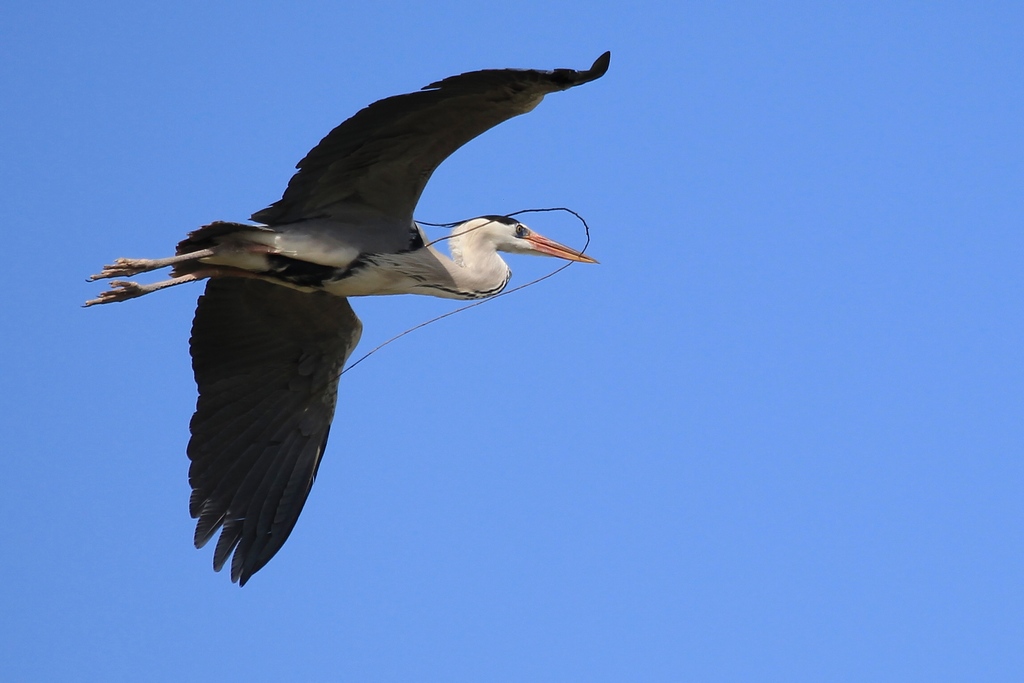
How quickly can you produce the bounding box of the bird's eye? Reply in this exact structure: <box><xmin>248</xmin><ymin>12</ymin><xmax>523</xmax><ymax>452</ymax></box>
<box><xmin>515</xmin><ymin>225</ymin><xmax>530</xmax><ymax>238</ymax></box>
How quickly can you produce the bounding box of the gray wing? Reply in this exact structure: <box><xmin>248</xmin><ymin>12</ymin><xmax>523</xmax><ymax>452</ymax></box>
<box><xmin>251</xmin><ymin>52</ymin><xmax>610</xmax><ymax>226</ymax></box>
<box><xmin>187</xmin><ymin>278</ymin><xmax>362</xmax><ymax>585</ymax></box>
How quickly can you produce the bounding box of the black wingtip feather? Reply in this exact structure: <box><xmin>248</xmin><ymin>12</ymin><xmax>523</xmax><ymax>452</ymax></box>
<box><xmin>212</xmin><ymin>523</ymin><xmax>242</xmax><ymax>572</ymax></box>
<box><xmin>589</xmin><ymin>51</ymin><xmax>611</xmax><ymax>81</ymax></box>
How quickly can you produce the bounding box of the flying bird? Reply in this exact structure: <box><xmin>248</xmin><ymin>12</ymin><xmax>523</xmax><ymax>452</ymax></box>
<box><xmin>86</xmin><ymin>52</ymin><xmax>609</xmax><ymax>585</ymax></box>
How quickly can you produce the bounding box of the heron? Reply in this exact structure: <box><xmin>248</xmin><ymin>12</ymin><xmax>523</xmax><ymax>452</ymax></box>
<box><xmin>86</xmin><ymin>52</ymin><xmax>609</xmax><ymax>585</ymax></box>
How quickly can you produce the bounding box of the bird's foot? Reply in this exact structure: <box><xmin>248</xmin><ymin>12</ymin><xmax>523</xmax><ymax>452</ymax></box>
<box><xmin>83</xmin><ymin>280</ymin><xmax>151</xmax><ymax>306</ymax></box>
<box><xmin>89</xmin><ymin>257</ymin><xmax>167</xmax><ymax>281</ymax></box>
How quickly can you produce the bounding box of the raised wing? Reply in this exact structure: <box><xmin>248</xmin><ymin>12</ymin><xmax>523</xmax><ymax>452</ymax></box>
<box><xmin>251</xmin><ymin>52</ymin><xmax>610</xmax><ymax>226</ymax></box>
<box><xmin>187</xmin><ymin>278</ymin><xmax>362</xmax><ymax>585</ymax></box>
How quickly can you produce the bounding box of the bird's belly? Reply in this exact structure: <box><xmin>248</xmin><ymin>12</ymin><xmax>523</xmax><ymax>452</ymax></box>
<box><xmin>319</xmin><ymin>264</ymin><xmax>419</xmax><ymax>297</ymax></box>
<box><xmin>320</xmin><ymin>259</ymin><xmax>473</xmax><ymax>300</ymax></box>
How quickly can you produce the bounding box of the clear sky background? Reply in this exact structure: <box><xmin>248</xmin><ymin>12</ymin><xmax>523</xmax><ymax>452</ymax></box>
<box><xmin>2</xmin><ymin>2</ymin><xmax>1021</xmax><ymax>681</ymax></box>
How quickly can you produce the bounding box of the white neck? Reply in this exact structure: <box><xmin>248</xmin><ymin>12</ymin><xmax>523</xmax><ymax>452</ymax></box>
<box><xmin>435</xmin><ymin>227</ymin><xmax>512</xmax><ymax>299</ymax></box>
<box><xmin>324</xmin><ymin>226</ymin><xmax>511</xmax><ymax>300</ymax></box>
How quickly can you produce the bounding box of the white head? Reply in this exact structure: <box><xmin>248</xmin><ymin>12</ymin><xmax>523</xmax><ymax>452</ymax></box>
<box><xmin>448</xmin><ymin>216</ymin><xmax>598</xmax><ymax>266</ymax></box>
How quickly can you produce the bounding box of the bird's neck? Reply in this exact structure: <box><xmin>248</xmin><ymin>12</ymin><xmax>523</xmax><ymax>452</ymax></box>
<box><xmin>325</xmin><ymin>228</ymin><xmax>511</xmax><ymax>301</ymax></box>
<box><xmin>438</xmin><ymin>230</ymin><xmax>512</xmax><ymax>299</ymax></box>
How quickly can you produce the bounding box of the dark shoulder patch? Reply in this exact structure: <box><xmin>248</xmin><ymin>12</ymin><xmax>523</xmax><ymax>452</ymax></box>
<box><xmin>407</xmin><ymin>225</ymin><xmax>425</xmax><ymax>251</ymax></box>
<box><xmin>265</xmin><ymin>255</ymin><xmax>340</xmax><ymax>288</ymax></box>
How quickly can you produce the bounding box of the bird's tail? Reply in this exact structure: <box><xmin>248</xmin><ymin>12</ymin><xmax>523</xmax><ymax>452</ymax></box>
<box><xmin>170</xmin><ymin>221</ymin><xmax>276</xmax><ymax>277</ymax></box>
<box><xmin>175</xmin><ymin>221</ymin><xmax>271</xmax><ymax>256</ymax></box>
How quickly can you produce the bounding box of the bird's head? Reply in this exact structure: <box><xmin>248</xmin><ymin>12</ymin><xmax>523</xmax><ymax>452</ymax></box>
<box><xmin>452</xmin><ymin>216</ymin><xmax>598</xmax><ymax>264</ymax></box>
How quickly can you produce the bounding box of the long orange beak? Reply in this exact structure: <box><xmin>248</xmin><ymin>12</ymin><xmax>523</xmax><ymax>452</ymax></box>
<box><xmin>525</xmin><ymin>232</ymin><xmax>599</xmax><ymax>264</ymax></box>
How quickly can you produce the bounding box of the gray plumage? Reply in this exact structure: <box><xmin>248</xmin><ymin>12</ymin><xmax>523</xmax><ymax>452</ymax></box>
<box><xmin>87</xmin><ymin>53</ymin><xmax>609</xmax><ymax>585</ymax></box>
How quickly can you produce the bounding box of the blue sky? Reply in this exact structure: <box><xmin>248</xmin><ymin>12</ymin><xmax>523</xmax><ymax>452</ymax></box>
<box><xmin>2</xmin><ymin>2</ymin><xmax>1021</xmax><ymax>680</ymax></box>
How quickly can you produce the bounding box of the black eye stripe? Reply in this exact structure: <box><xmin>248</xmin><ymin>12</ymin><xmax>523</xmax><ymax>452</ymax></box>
<box><xmin>481</xmin><ymin>214</ymin><xmax>518</xmax><ymax>227</ymax></box>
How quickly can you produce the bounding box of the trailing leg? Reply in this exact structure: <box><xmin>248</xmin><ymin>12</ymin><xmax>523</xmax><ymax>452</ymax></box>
<box><xmin>88</xmin><ymin>250</ymin><xmax>216</xmax><ymax>281</ymax></box>
<box><xmin>85</xmin><ymin>221</ymin><xmax>279</xmax><ymax>306</ymax></box>
<box><xmin>84</xmin><ymin>272</ymin><xmax>208</xmax><ymax>306</ymax></box>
